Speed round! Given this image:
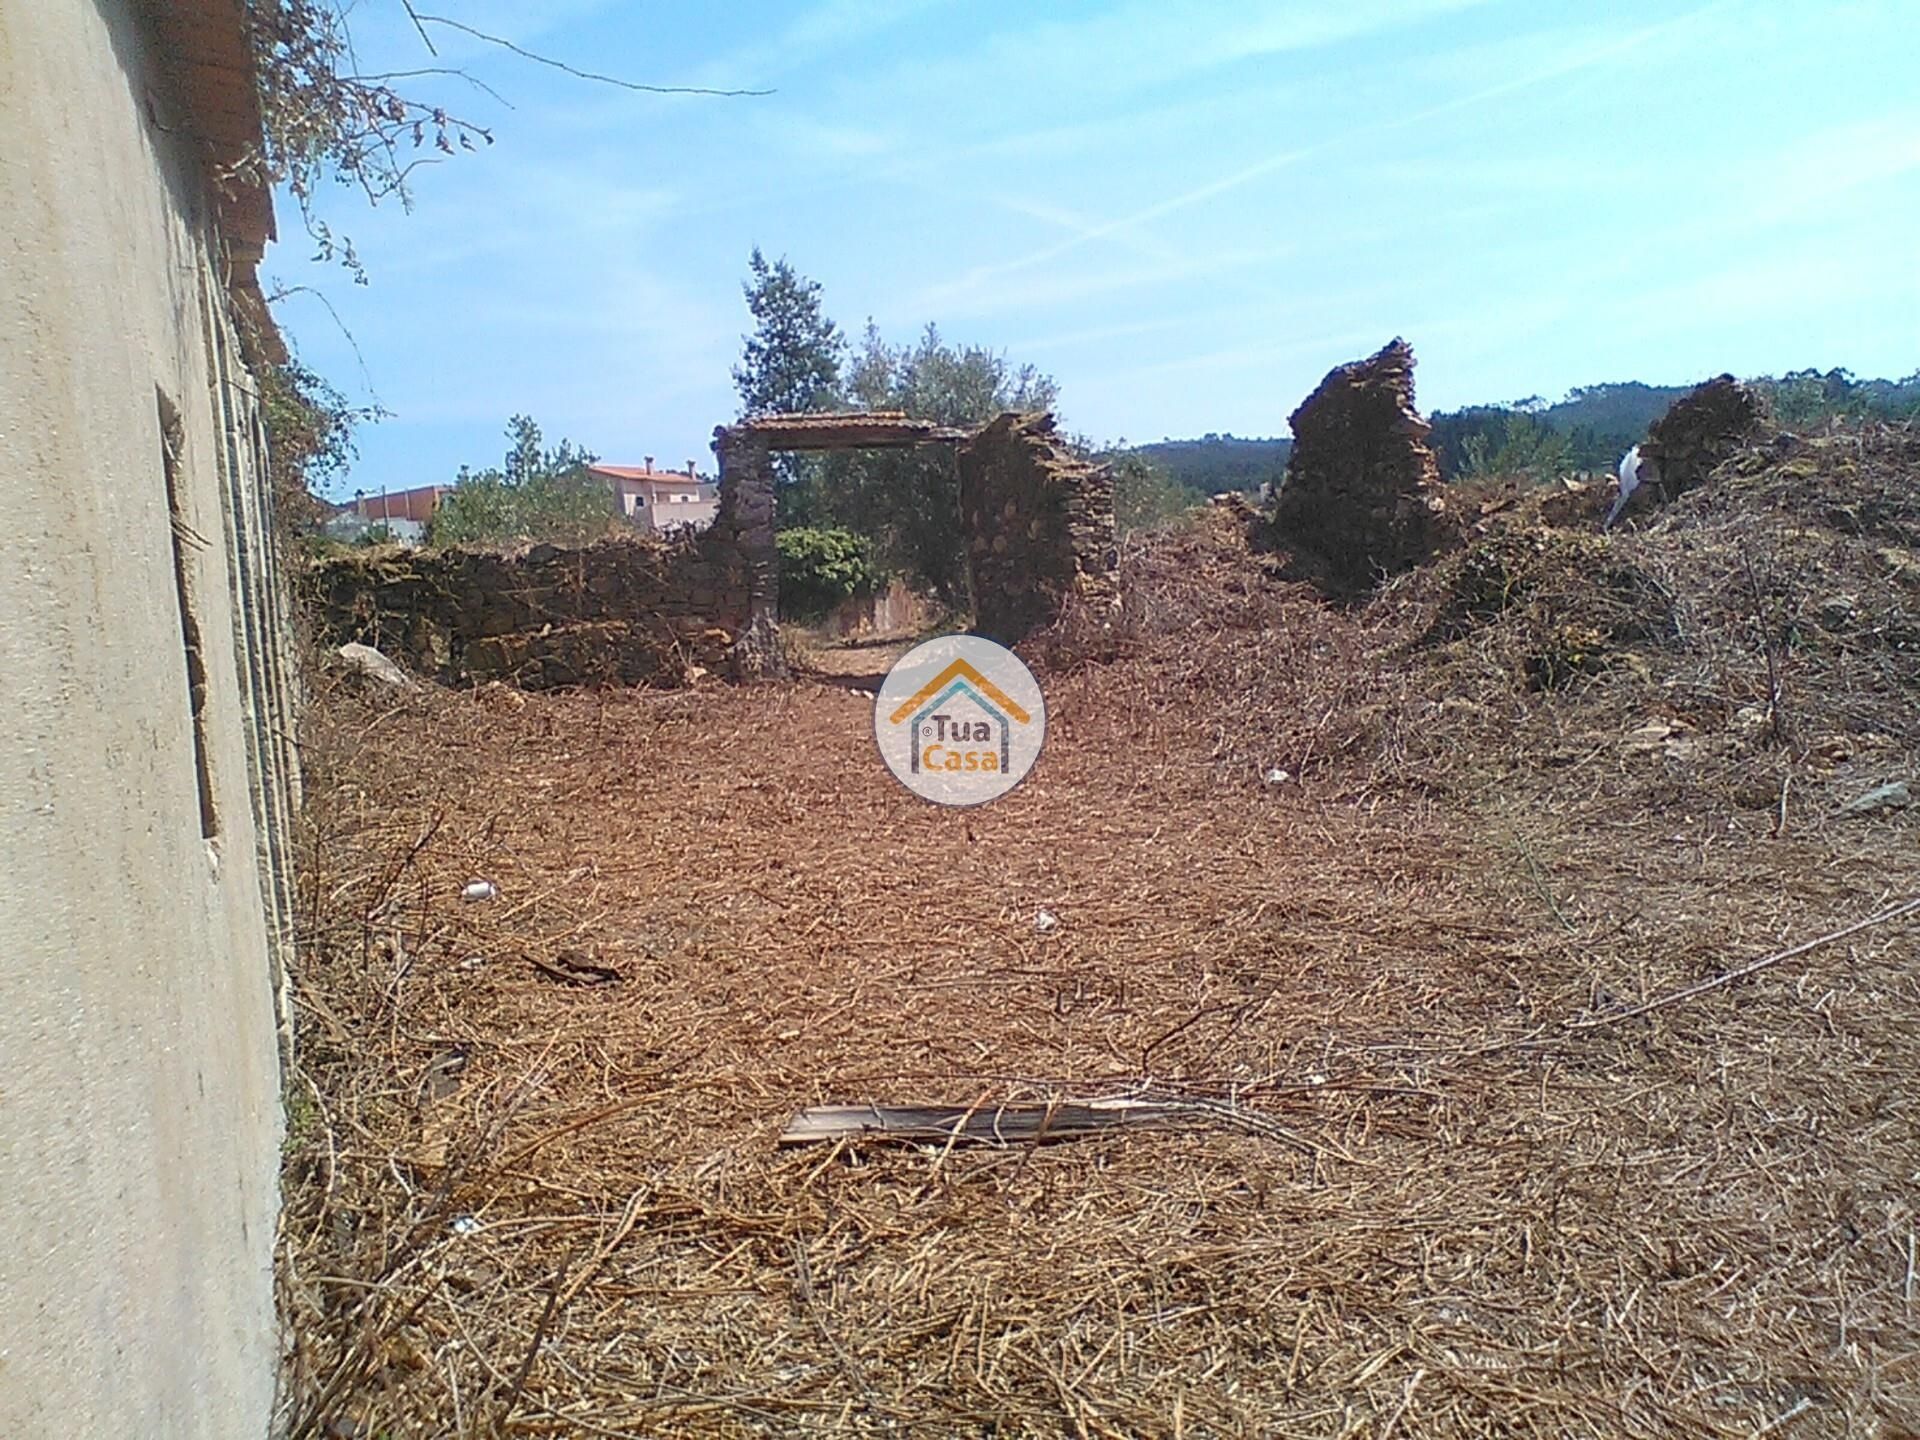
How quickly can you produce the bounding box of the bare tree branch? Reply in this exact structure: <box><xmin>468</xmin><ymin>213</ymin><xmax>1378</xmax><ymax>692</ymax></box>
<box><xmin>412</xmin><ymin>14</ymin><xmax>774</xmax><ymax>97</ymax></box>
<box><xmin>349</xmin><ymin>68</ymin><xmax>517</xmax><ymax>109</ymax></box>
<box><xmin>265</xmin><ymin>283</ymin><xmax>383</xmax><ymax>400</ymax></box>
<box><xmin>400</xmin><ymin>0</ymin><xmax>438</xmax><ymax>56</ymax></box>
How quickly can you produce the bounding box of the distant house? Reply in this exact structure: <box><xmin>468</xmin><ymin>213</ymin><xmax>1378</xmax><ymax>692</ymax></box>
<box><xmin>324</xmin><ymin>483</ymin><xmax>450</xmax><ymax>545</ymax></box>
<box><xmin>591</xmin><ymin>458</ymin><xmax>719</xmax><ymax>535</ymax></box>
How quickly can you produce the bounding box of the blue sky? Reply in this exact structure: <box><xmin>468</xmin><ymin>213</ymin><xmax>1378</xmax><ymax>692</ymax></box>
<box><xmin>279</xmin><ymin>0</ymin><xmax>1920</xmax><ymax>499</ymax></box>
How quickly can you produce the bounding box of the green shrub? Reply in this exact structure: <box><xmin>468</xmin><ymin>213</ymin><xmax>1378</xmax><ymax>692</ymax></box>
<box><xmin>427</xmin><ymin>415</ymin><xmax>616</xmax><ymax>548</ymax></box>
<box><xmin>1108</xmin><ymin>452</ymin><xmax>1200</xmax><ymax>533</ymax></box>
<box><xmin>777</xmin><ymin>527</ymin><xmax>878</xmax><ymax>620</ymax></box>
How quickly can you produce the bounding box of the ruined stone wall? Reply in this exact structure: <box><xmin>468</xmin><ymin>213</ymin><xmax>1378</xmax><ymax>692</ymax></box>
<box><xmin>304</xmin><ymin>460</ymin><xmax>773</xmax><ymax>688</ymax></box>
<box><xmin>712</xmin><ymin>422</ymin><xmax>788</xmax><ymax>676</ymax></box>
<box><xmin>1643</xmin><ymin>374</ymin><xmax>1768</xmax><ymax>497</ymax></box>
<box><xmin>1272</xmin><ymin>338</ymin><xmax>1450</xmax><ymax>593</ymax></box>
<box><xmin>957</xmin><ymin>412</ymin><xmax>1119</xmax><ymax>645</ymax></box>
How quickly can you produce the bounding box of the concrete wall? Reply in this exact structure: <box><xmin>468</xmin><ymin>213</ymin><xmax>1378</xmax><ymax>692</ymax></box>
<box><xmin>0</xmin><ymin>2</ymin><xmax>297</xmax><ymax>1435</ymax></box>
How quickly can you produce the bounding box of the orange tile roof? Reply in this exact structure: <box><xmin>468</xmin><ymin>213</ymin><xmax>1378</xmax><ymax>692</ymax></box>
<box><xmin>353</xmin><ymin>485</ymin><xmax>448</xmax><ymax>523</ymax></box>
<box><xmin>590</xmin><ymin>464</ymin><xmax>699</xmax><ymax>482</ymax></box>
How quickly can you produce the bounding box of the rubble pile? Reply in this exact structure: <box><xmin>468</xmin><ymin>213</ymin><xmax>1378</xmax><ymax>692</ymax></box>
<box><xmin>1640</xmin><ymin>373</ymin><xmax>1770</xmax><ymax>500</ymax></box>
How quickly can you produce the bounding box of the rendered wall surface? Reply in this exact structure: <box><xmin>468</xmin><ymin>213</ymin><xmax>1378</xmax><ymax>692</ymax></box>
<box><xmin>0</xmin><ymin>1</ymin><xmax>296</xmax><ymax>1434</ymax></box>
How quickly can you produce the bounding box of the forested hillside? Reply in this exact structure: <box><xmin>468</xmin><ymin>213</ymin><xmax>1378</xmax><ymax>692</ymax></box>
<box><xmin>1133</xmin><ymin>370</ymin><xmax>1920</xmax><ymax>495</ymax></box>
<box><xmin>1427</xmin><ymin>369</ymin><xmax>1920</xmax><ymax>479</ymax></box>
<box><xmin>1428</xmin><ymin>382</ymin><xmax>1689</xmax><ymax>478</ymax></box>
<box><xmin>1124</xmin><ymin>435</ymin><xmax>1292</xmax><ymax>495</ymax></box>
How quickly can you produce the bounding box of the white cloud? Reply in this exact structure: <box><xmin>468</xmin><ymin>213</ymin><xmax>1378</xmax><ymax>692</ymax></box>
<box><xmin>1749</xmin><ymin>111</ymin><xmax>1920</xmax><ymax>223</ymax></box>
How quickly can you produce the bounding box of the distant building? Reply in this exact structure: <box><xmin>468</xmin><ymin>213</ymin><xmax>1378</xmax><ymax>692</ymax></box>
<box><xmin>591</xmin><ymin>458</ymin><xmax>719</xmax><ymax>535</ymax></box>
<box><xmin>324</xmin><ymin>484</ymin><xmax>449</xmax><ymax>545</ymax></box>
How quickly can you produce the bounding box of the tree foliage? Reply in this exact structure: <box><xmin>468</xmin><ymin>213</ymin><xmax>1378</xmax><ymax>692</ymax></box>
<box><xmin>1104</xmin><ymin>451</ymin><xmax>1200</xmax><ymax>534</ymax></box>
<box><xmin>260</xmin><ymin>357</ymin><xmax>384</xmax><ymax>538</ymax></box>
<box><xmin>1755</xmin><ymin>368</ymin><xmax>1920</xmax><ymax>427</ymax></box>
<box><xmin>245</xmin><ymin>3</ymin><xmax>759</xmax><ymax>278</ymax></box>
<box><xmin>805</xmin><ymin>322</ymin><xmax>1058</xmax><ymax>599</ymax></box>
<box><xmin>733</xmin><ymin>248</ymin><xmax>844</xmax><ymax>418</ymax></box>
<box><xmin>244</xmin><ymin>0</ymin><xmax>495</xmax><ymax>279</ymax></box>
<box><xmin>429</xmin><ymin>415</ymin><xmax>615</xmax><ymax>547</ymax></box>
<box><xmin>1429</xmin><ymin>371</ymin><xmax>1920</xmax><ymax>483</ymax></box>
<box><xmin>1122</xmin><ymin>435</ymin><xmax>1290</xmax><ymax>495</ymax></box>
<box><xmin>1430</xmin><ymin>386</ymin><xmax>1685</xmax><ymax>479</ymax></box>
<box><xmin>775</xmin><ymin>527</ymin><xmax>878</xmax><ymax>621</ymax></box>
<box><xmin>730</xmin><ymin>252</ymin><xmax>1063</xmax><ymax>601</ymax></box>
<box><xmin>1457</xmin><ymin>412</ymin><xmax>1573</xmax><ymax>482</ymax></box>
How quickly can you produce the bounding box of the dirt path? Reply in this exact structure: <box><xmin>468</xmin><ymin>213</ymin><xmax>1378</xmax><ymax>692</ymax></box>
<box><xmin>280</xmin><ymin>649</ymin><xmax>1920</xmax><ymax>1438</ymax></box>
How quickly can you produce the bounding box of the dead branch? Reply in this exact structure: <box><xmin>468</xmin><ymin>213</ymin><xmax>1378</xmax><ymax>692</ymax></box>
<box><xmin>412</xmin><ymin>14</ymin><xmax>774</xmax><ymax>97</ymax></box>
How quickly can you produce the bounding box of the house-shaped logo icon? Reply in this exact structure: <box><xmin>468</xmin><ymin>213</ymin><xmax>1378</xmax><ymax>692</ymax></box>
<box><xmin>889</xmin><ymin>659</ymin><xmax>1031</xmax><ymax>774</ymax></box>
<box><xmin>874</xmin><ymin>641</ymin><xmax>1045</xmax><ymax>805</ymax></box>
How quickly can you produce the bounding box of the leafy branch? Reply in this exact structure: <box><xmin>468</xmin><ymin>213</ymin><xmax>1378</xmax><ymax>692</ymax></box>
<box><xmin>240</xmin><ymin>1</ymin><xmax>767</xmax><ymax>280</ymax></box>
<box><xmin>245</xmin><ymin>0</ymin><xmax>494</xmax><ymax>278</ymax></box>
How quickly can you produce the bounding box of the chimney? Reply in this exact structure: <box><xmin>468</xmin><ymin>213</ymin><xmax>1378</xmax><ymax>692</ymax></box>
<box><xmin>643</xmin><ymin>455</ymin><xmax>654</xmax><ymax>472</ymax></box>
<box><xmin>686</xmin><ymin>460</ymin><xmax>696</xmax><ymax>477</ymax></box>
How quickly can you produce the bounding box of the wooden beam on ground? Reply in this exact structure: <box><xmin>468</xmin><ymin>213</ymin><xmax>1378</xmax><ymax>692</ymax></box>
<box><xmin>779</xmin><ymin>1099</ymin><xmax>1187</xmax><ymax>1147</ymax></box>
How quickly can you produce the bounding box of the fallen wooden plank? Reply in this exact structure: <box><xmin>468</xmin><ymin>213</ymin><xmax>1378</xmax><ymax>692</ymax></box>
<box><xmin>779</xmin><ymin>1099</ymin><xmax>1188</xmax><ymax>1147</ymax></box>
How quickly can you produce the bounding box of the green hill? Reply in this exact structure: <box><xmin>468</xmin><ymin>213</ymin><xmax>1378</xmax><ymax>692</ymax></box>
<box><xmin>1134</xmin><ymin>369</ymin><xmax>1920</xmax><ymax>492</ymax></box>
<box><xmin>1428</xmin><ymin>383</ymin><xmax>1691</xmax><ymax>478</ymax></box>
<box><xmin>1125</xmin><ymin>435</ymin><xmax>1291</xmax><ymax>495</ymax></box>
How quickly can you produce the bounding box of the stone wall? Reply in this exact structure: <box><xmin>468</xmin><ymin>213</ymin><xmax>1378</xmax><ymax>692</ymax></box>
<box><xmin>712</xmin><ymin>421</ymin><xmax>795</xmax><ymax>676</ymax></box>
<box><xmin>1272</xmin><ymin>338</ymin><xmax>1450</xmax><ymax>593</ymax></box>
<box><xmin>1642</xmin><ymin>374</ymin><xmax>1769</xmax><ymax>498</ymax></box>
<box><xmin>957</xmin><ymin>412</ymin><xmax>1120</xmax><ymax>645</ymax></box>
<box><xmin>314</xmin><ymin>409</ymin><xmax>1123</xmax><ymax>678</ymax></box>
<box><xmin>307</xmin><ymin>434</ymin><xmax>778</xmax><ymax>688</ymax></box>
<box><xmin>305</xmin><ymin>524</ymin><xmax>759</xmax><ymax>688</ymax></box>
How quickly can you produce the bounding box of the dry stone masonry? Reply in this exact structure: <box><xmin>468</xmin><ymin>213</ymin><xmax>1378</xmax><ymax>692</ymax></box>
<box><xmin>1642</xmin><ymin>374</ymin><xmax>1769</xmax><ymax>498</ymax></box>
<box><xmin>305</xmin><ymin>455</ymin><xmax>774</xmax><ymax>688</ymax></box>
<box><xmin>309</xmin><ymin>408</ymin><xmax>1124</xmax><ymax>687</ymax></box>
<box><xmin>1272</xmin><ymin>337</ymin><xmax>1450</xmax><ymax>594</ymax></box>
<box><xmin>714</xmin><ymin>410</ymin><xmax>969</xmax><ymax>674</ymax></box>
<box><xmin>957</xmin><ymin>412</ymin><xmax>1119</xmax><ymax>645</ymax></box>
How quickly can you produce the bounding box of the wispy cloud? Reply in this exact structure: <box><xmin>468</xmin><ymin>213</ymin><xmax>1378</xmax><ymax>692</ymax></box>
<box><xmin>1003</xmin><ymin>314</ymin><xmax>1203</xmax><ymax>355</ymax></box>
<box><xmin>1748</xmin><ymin>110</ymin><xmax>1920</xmax><ymax>222</ymax></box>
<box><xmin>275</xmin><ymin>0</ymin><xmax>1914</xmax><ymax>492</ymax></box>
<box><xmin>686</xmin><ymin>0</ymin><xmax>955</xmax><ymax>92</ymax></box>
<box><xmin>921</xmin><ymin>0</ymin><xmax>1744</xmax><ymax>308</ymax></box>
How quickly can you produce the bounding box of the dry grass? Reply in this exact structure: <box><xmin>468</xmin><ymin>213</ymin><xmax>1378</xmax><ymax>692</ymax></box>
<box><xmin>278</xmin><ymin>427</ymin><xmax>1920</xmax><ymax>1438</ymax></box>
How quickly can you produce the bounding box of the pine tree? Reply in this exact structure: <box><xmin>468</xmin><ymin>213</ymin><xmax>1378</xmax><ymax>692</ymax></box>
<box><xmin>732</xmin><ymin>248</ymin><xmax>844</xmax><ymax>418</ymax></box>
